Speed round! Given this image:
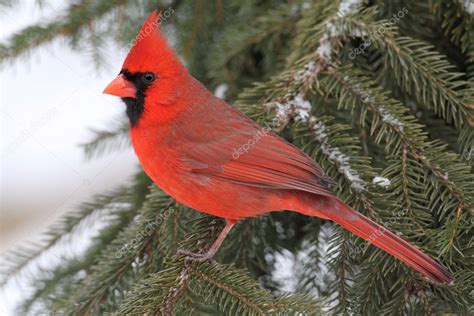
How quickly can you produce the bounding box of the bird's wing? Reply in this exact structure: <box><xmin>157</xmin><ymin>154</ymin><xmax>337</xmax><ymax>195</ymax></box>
<box><xmin>176</xmin><ymin>113</ymin><xmax>336</xmax><ymax>197</ymax></box>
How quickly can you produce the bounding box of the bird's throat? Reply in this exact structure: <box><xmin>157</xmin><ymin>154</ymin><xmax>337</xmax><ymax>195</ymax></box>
<box><xmin>121</xmin><ymin>97</ymin><xmax>145</xmax><ymax>128</ymax></box>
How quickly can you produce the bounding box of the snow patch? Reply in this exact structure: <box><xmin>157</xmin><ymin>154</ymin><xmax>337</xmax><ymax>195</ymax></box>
<box><xmin>213</xmin><ymin>83</ymin><xmax>228</xmax><ymax>99</ymax></box>
<box><xmin>268</xmin><ymin>223</ymin><xmax>335</xmax><ymax>295</ymax></box>
<box><xmin>265</xmin><ymin>93</ymin><xmax>312</xmax><ymax>127</ymax></box>
<box><xmin>271</xmin><ymin>249</ymin><xmax>298</xmax><ymax>292</ymax></box>
<box><xmin>338</xmin><ymin>0</ymin><xmax>362</xmax><ymax>17</ymax></box>
<box><xmin>293</xmin><ymin>93</ymin><xmax>312</xmax><ymax>121</ymax></box>
<box><xmin>462</xmin><ymin>0</ymin><xmax>474</xmax><ymax>14</ymax></box>
<box><xmin>379</xmin><ymin>107</ymin><xmax>404</xmax><ymax>132</ymax></box>
<box><xmin>373</xmin><ymin>176</ymin><xmax>391</xmax><ymax>187</ymax></box>
<box><xmin>316</xmin><ymin>35</ymin><xmax>333</xmax><ymax>60</ymax></box>
<box><xmin>302</xmin><ymin>0</ymin><xmax>311</xmax><ymax>10</ymax></box>
<box><xmin>348</xmin><ymin>27</ymin><xmax>367</xmax><ymax>37</ymax></box>
<box><xmin>315</xmin><ymin>0</ymin><xmax>366</xmax><ymax>62</ymax></box>
<box><xmin>311</xmin><ymin>116</ymin><xmax>366</xmax><ymax>190</ymax></box>
<box><xmin>294</xmin><ymin>60</ymin><xmax>316</xmax><ymax>82</ymax></box>
<box><xmin>343</xmin><ymin>74</ymin><xmax>405</xmax><ymax>132</ymax></box>
<box><xmin>273</xmin><ymin>101</ymin><xmax>291</xmax><ymax>127</ymax></box>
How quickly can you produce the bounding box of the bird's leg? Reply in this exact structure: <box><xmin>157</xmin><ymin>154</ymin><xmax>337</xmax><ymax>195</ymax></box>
<box><xmin>178</xmin><ymin>219</ymin><xmax>235</xmax><ymax>262</ymax></box>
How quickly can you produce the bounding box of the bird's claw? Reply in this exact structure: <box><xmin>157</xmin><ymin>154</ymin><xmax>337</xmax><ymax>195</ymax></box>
<box><xmin>177</xmin><ymin>249</ymin><xmax>215</xmax><ymax>263</ymax></box>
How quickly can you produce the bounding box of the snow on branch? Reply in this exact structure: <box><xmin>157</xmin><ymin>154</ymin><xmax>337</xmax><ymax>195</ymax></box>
<box><xmin>265</xmin><ymin>94</ymin><xmax>367</xmax><ymax>191</ymax></box>
<box><xmin>379</xmin><ymin>106</ymin><xmax>405</xmax><ymax>132</ymax></box>
<box><xmin>372</xmin><ymin>176</ymin><xmax>391</xmax><ymax>187</ymax></box>
<box><xmin>339</xmin><ymin>74</ymin><xmax>405</xmax><ymax>132</ymax></box>
<box><xmin>293</xmin><ymin>0</ymin><xmax>366</xmax><ymax>86</ymax></box>
<box><xmin>264</xmin><ymin>2</ymin><xmax>371</xmax><ymax>191</ymax></box>
<box><xmin>461</xmin><ymin>0</ymin><xmax>474</xmax><ymax>14</ymax></box>
<box><xmin>309</xmin><ymin>116</ymin><xmax>366</xmax><ymax>191</ymax></box>
<box><xmin>337</xmin><ymin>0</ymin><xmax>363</xmax><ymax>17</ymax></box>
<box><xmin>265</xmin><ymin>93</ymin><xmax>312</xmax><ymax>128</ymax></box>
<box><xmin>316</xmin><ymin>0</ymin><xmax>365</xmax><ymax>63</ymax></box>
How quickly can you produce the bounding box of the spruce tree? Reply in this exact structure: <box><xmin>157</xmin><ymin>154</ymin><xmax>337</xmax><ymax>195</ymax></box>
<box><xmin>1</xmin><ymin>0</ymin><xmax>473</xmax><ymax>315</ymax></box>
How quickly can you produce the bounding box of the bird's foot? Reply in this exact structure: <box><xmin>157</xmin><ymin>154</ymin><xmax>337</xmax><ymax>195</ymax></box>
<box><xmin>177</xmin><ymin>249</ymin><xmax>216</xmax><ymax>262</ymax></box>
<box><xmin>177</xmin><ymin>220</ymin><xmax>236</xmax><ymax>263</ymax></box>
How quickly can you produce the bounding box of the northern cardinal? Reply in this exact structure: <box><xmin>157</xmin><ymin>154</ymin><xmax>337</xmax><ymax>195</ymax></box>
<box><xmin>103</xmin><ymin>11</ymin><xmax>453</xmax><ymax>285</ymax></box>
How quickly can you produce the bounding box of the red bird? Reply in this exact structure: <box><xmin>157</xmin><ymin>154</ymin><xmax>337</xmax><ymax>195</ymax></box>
<box><xmin>103</xmin><ymin>11</ymin><xmax>453</xmax><ymax>285</ymax></box>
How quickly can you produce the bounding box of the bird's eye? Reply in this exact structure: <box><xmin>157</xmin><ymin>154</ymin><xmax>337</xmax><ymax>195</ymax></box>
<box><xmin>142</xmin><ymin>72</ymin><xmax>156</xmax><ymax>84</ymax></box>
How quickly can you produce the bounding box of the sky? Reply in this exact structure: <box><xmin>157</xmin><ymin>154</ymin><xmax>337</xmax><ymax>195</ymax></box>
<box><xmin>1</xmin><ymin>1</ymin><xmax>138</xmax><ymax>313</ymax></box>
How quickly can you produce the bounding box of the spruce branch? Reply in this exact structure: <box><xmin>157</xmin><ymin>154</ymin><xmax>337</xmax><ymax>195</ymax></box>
<box><xmin>234</xmin><ymin>2</ymin><xmax>472</xmax><ymax>311</ymax></box>
<box><xmin>20</xmin><ymin>258</ymin><xmax>86</xmax><ymax>314</ymax></box>
<box><xmin>295</xmin><ymin>223</ymin><xmax>335</xmax><ymax>298</ymax></box>
<box><xmin>117</xmin><ymin>257</ymin><xmax>186</xmax><ymax>315</ymax></box>
<box><xmin>325</xmin><ymin>228</ymin><xmax>356</xmax><ymax>315</ymax></box>
<box><xmin>112</xmin><ymin>213</ymin><xmax>221</xmax><ymax>314</ymax></box>
<box><xmin>188</xmin><ymin>262</ymin><xmax>320</xmax><ymax>315</ymax></box>
<box><xmin>324</xmin><ymin>67</ymin><xmax>472</xmax><ymax>212</ymax></box>
<box><xmin>80</xmin><ymin>118</ymin><xmax>130</xmax><ymax>160</ymax></box>
<box><xmin>431</xmin><ymin>0</ymin><xmax>474</xmax><ymax>56</ymax></box>
<box><xmin>383</xmin><ymin>36</ymin><xmax>471</xmax><ymax>128</ymax></box>
<box><xmin>120</xmin><ymin>258</ymin><xmax>321</xmax><ymax>315</ymax></box>
<box><xmin>287</xmin><ymin>0</ymin><xmax>341</xmax><ymax>64</ymax></box>
<box><xmin>20</xmin><ymin>202</ymin><xmax>140</xmax><ymax>314</ymax></box>
<box><xmin>64</xmin><ymin>186</ymin><xmax>173</xmax><ymax>314</ymax></box>
<box><xmin>315</xmin><ymin>67</ymin><xmax>472</xmax><ymax>311</ymax></box>
<box><xmin>209</xmin><ymin>3</ymin><xmax>298</xmax><ymax>70</ymax></box>
<box><xmin>0</xmin><ymin>186</ymin><xmax>131</xmax><ymax>287</ymax></box>
<box><xmin>0</xmin><ymin>0</ymin><xmax>129</xmax><ymax>63</ymax></box>
<box><xmin>334</xmin><ymin>14</ymin><xmax>472</xmax><ymax>130</ymax></box>
<box><xmin>289</xmin><ymin>5</ymin><xmax>472</xmax><ymax>137</ymax></box>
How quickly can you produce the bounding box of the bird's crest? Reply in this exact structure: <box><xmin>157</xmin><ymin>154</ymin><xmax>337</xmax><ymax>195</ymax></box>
<box><xmin>122</xmin><ymin>10</ymin><xmax>181</xmax><ymax>74</ymax></box>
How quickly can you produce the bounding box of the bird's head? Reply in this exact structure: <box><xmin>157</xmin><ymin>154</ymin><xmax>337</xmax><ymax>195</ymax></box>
<box><xmin>103</xmin><ymin>10</ymin><xmax>187</xmax><ymax>127</ymax></box>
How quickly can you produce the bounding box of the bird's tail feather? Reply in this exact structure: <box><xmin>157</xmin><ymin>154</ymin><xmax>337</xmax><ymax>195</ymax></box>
<box><xmin>328</xmin><ymin>202</ymin><xmax>453</xmax><ymax>285</ymax></box>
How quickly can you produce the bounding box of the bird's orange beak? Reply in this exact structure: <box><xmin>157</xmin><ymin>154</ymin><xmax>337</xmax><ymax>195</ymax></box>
<box><xmin>103</xmin><ymin>74</ymin><xmax>136</xmax><ymax>98</ymax></box>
